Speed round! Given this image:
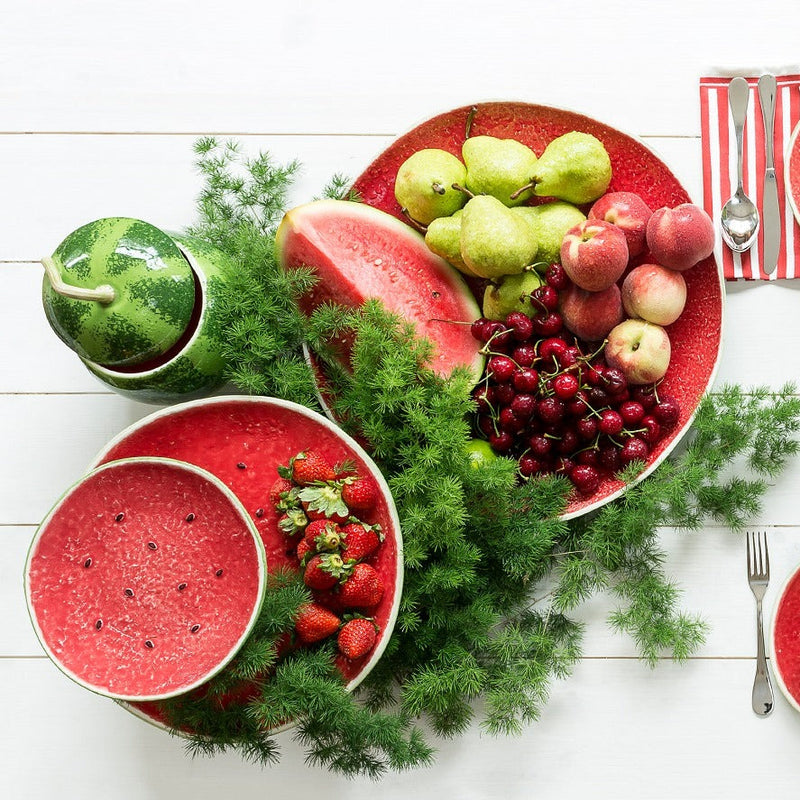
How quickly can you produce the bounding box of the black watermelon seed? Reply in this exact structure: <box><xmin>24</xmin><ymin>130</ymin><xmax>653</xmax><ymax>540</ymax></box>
<box><xmin>255</xmin><ymin>508</ymin><xmax>264</xmax><ymax>518</ymax></box>
<box><xmin>144</xmin><ymin>640</ymin><xmax>154</xmax><ymax>649</ymax></box>
<box><xmin>95</xmin><ymin>619</ymin><xmax>103</xmax><ymax>630</ymax></box>
<box><xmin>236</xmin><ymin>462</ymin><xmax>247</xmax><ymax>470</ymax></box>
<box><xmin>147</xmin><ymin>541</ymin><xmax>157</xmax><ymax>550</ymax></box>
<box><xmin>190</xmin><ymin>624</ymin><xmax>201</xmax><ymax>633</ymax></box>
<box><xmin>215</xmin><ymin>568</ymin><xmax>224</xmax><ymax>577</ymax></box>
<box><xmin>124</xmin><ymin>588</ymin><xmax>134</xmax><ymax>597</ymax></box>
<box><xmin>115</xmin><ymin>512</ymin><xmax>125</xmax><ymax>522</ymax></box>
<box><xmin>185</xmin><ymin>513</ymin><xmax>195</xmax><ymax>522</ymax></box>
<box><xmin>178</xmin><ymin>582</ymin><xmax>187</xmax><ymax>591</ymax></box>
<box><xmin>83</xmin><ymin>558</ymin><xmax>92</xmax><ymax>568</ymax></box>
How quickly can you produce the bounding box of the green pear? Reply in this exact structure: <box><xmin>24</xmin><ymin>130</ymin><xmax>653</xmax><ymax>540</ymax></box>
<box><xmin>462</xmin><ymin>135</ymin><xmax>539</xmax><ymax>206</ymax></box>
<box><xmin>528</xmin><ymin>132</ymin><xmax>612</xmax><ymax>205</ymax></box>
<box><xmin>394</xmin><ymin>148</ymin><xmax>468</xmax><ymax>225</ymax></box>
<box><xmin>512</xmin><ymin>201</ymin><xmax>586</xmax><ymax>264</ymax></box>
<box><xmin>460</xmin><ymin>195</ymin><xmax>539</xmax><ymax>280</ymax></box>
<box><xmin>482</xmin><ymin>270</ymin><xmax>546</xmax><ymax>320</ymax></box>
<box><xmin>424</xmin><ymin>210</ymin><xmax>478</xmax><ymax>277</ymax></box>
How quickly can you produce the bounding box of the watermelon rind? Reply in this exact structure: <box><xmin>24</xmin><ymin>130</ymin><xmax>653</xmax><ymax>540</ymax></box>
<box><xmin>24</xmin><ymin>456</ymin><xmax>267</xmax><ymax>703</ymax></box>
<box><xmin>42</xmin><ymin>218</ymin><xmax>196</xmax><ymax>367</ymax></box>
<box><xmin>81</xmin><ymin>234</ymin><xmax>233</xmax><ymax>404</ymax></box>
<box><xmin>88</xmin><ymin>395</ymin><xmax>404</xmax><ymax>737</ymax></box>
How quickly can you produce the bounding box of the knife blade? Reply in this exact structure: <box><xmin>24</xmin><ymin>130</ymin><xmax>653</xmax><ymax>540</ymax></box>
<box><xmin>758</xmin><ymin>74</ymin><xmax>780</xmax><ymax>275</ymax></box>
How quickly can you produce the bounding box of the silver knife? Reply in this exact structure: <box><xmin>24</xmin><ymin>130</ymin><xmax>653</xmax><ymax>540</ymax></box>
<box><xmin>758</xmin><ymin>73</ymin><xmax>781</xmax><ymax>275</ymax></box>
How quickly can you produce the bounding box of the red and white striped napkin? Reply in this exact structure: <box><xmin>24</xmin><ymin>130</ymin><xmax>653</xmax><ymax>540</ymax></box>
<box><xmin>700</xmin><ymin>72</ymin><xmax>800</xmax><ymax>280</ymax></box>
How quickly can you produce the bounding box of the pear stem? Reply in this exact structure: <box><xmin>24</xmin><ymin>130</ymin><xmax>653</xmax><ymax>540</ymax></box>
<box><xmin>451</xmin><ymin>183</ymin><xmax>475</xmax><ymax>199</ymax></box>
<box><xmin>399</xmin><ymin>209</ymin><xmax>428</xmax><ymax>233</ymax></box>
<box><xmin>464</xmin><ymin>105</ymin><xmax>479</xmax><ymax>139</ymax></box>
<box><xmin>41</xmin><ymin>256</ymin><xmax>115</xmax><ymax>305</ymax></box>
<box><xmin>509</xmin><ymin>180</ymin><xmax>537</xmax><ymax>201</ymax></box>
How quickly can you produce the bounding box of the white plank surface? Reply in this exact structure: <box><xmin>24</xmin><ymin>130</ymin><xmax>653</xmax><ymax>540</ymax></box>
<box><xmin>4</xmin><ymin>0</ymin><xmax>800</xmax><ymax>796</ymax></box>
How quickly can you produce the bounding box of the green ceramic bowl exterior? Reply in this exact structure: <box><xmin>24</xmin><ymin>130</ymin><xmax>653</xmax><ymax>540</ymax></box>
<box><xmin>82</xmin><ymin>233</ymin><xmax>233</xmax><ymax>404</ymax></box>
<box><xmin>42</xmin><ymin>218</ymin><xmax>196</xmax><ymax>367</ymax></box>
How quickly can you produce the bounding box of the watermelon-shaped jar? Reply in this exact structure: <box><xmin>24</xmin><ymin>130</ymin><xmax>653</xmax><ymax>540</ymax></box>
<box><xmin>42</xmin><ymin>218</ymin><xmax>234</xmax><ymax>404</ymax></box>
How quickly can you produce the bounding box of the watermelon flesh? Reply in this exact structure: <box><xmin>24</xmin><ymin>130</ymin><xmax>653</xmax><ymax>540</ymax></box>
<box><xmin>25</xmin><ymin>458</ymin><xmax>266</xmax><ymax>701</ymax></box>
<box><xmin>275</xmin><ymin>199</ymin><xmax>484</xmax><ymax>381</ymax></box>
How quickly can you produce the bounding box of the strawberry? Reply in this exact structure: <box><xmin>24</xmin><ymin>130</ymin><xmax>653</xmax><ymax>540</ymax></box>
<box><xmin>341</xmin><ymin>475</ymin><xmax>378</xmax><ymax>511</ymax></box>
<box><xmin>295</xmin><ymin>602</ymin><xmax>341</xmax><ymax>644</ymax></box>
<box><xmin>337</xmin><ymin>617</ymin><xmax>378</xmax><ymax>660</ymax></box>
<box><xmin>291</xmin><ymin>451</ymin><xmax>337</xmax><ymax>486</ymax></box>
<box><xmin>341</xmin><ymin>521</ymin><xmax>383</xmax><ymax>563</ymax></box>
<box><xmin>306</xmin><ymin>519</ymin><xmax>344</xmax><ymax>551</ymax></box>
<box><xmin>295</xmin><ymin>535</ymin><xmax>316</xmax><ymax>565</ymax></box>
<box><xmin>303</xmin><ymin>553</ymin><xmax>350</xmax><ymax>590</ymax></box>
<box><xmin>299</xmin><ymin>481</ymin><xmax>349</xmax><ymax>521</ymax></box>
<box><xmin>337</xmin><ymin>562</ymin><xmax>384</xmax><ymax>608</ymax></box>
<box><xmin>269</xmin><ymin>476</ymin><xmax>296</xmax><ymax>508</ymax></box>
<box><xmin>277</xmin><ymin>507</ymin><xmax>308</xmax><ymax>538</ymax></box>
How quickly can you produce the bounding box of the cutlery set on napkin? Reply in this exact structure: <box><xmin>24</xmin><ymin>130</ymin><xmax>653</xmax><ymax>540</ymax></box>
<box><xmin>700</xmin><ymin>71</ymin><xmax>800</xmax><ymax>280</ymax></box>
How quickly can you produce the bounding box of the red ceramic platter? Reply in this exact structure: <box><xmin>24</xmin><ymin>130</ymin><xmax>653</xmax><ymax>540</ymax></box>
<box><xmin>771</xmin><ymin>561</ymin><xmax>800</xmax><ymax>713</ymax></box>
<box><xmin>88</xmin><ymin>396</ymin><xmax>403</xmax><ymax>735</ymax></box>
<box><xmin>349</xmin><ymin>101</ymin><xmax>724</xmax><ymax>520</ymax></box>
<box><xmin>785</xmin><ymin>120</ymin><xmax>800</xmax><ymax>228</ymax></box>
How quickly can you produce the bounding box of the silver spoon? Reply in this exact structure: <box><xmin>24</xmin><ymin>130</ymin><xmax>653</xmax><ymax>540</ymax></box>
<box><xmin>720</xmin><ymin>77</ymin><xmax>760</xmax><ymax>252</ymax></box>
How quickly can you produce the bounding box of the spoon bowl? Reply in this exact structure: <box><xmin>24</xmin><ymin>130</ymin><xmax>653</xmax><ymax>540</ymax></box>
<box><xmin>720</xmin><ymin>76</ymin><xmax>760</xmax><ymax>253</ymax></box>
<box><xmin>721</xmin><ymin>187</ymin><xmax>760</xmax><ymax>251</ymax></box>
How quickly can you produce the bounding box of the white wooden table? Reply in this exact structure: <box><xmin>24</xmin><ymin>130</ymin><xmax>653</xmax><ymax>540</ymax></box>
<box><xmin>4</xmin><ymin>2</ymin><xmax>800</xmax><ymax>797</ymax></box>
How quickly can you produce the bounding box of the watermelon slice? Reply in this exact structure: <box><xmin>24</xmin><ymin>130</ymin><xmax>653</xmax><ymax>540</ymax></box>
<box><xmin>275</xmin><ymin>199</ymin><xmax>484</xmax><ymax>382</ymax></box>
<box><xmin>89</xmin><ymin>396</ymin><xmax>403</xmax><ymax>733</ymax></box>
<box><xmin>349</xmin><ymin>101</ymin><xmax>725</xmax><ymax>520</ymax></box>
<box><xmin>24</xmin><ymin>457</ymin><xmax>267</xmax><ymax>701</ymax></box>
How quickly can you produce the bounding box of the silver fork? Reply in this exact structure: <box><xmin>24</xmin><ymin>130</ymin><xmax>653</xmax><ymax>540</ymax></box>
<box><xmin>747</xmin><ymin>531</ymin><xmax>774</xmax><ymax>716</ymax></box>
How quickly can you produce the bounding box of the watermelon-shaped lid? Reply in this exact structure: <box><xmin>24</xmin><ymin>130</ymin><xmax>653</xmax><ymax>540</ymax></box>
<box><xmin>24</xmin><ymin>457</ymin><xmax>267</xmax><ymax>702</ymax></box>
<box><xmin>42</xmin><ymin>218</ymin><xmax>196</xmax><ymax>367</ymax></box>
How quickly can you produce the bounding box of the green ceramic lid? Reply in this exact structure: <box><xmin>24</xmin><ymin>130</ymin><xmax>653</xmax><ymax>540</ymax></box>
<box><xmin>42</xmin><ymin>217</ymin><xmax>196</xmax><ymax>367</ymax></box>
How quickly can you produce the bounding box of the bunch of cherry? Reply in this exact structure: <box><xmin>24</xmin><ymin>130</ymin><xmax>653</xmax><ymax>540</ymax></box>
<box><xmin>470</xmin><ymin>263</ymin><xmax>681</xmax><ymax>496</ymax></box>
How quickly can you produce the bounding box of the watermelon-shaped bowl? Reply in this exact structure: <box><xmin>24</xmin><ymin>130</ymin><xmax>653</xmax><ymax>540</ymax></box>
<box><xmin>24</xmin><ymin>457</ymin><xmax>267</xmax><ymax>702</ymax></box>
<box><xmin>347</xmin><ymin>100</ymin><xmax>725</xmax><ymax>520</ymax></box>
<box><xmin>88</xmin><ymin>396</ymin><xmax>403</xmax><ymax>734</ymax></box>
<box><xmin>785</xmin><ymin>120</ymin><xmax>800</xmax><ymax>229</ymax></box>
<box><xmin>771</xmin><ymin>560</ymin><xmax>800</xmax><ymax>713</ymax></box>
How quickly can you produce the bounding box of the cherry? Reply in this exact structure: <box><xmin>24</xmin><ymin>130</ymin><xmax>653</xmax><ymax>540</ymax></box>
<box><xmin>570</xmin><ymin>464</ymin><xmax>600</xmax><ymax>495</ymax></box>
<box><xmin>510</xmin><ymin>393</ymin><xmax>536</xmax><ymax>419</ymax></box>
<box><xmin>603</xmin><ymin>367</ymin><xmax>627</xmax><ymax>394</ymax></box>
<box><xmin>513</xmin><ymin>367</ymin><xmax>539</xmax><ymax>393</ymax></box>
<box><xmin>489</xmin><ymin>431</ymin><xmax>515</xmax><ymax>452</ymax></box>
<box><xmin>512</xmin><ymin>343</ymin><xmax>537</xmax><ymax>367</ymax></box>
<box><xmin>518</xmin><ymin>454</ymin><xmax>542</xmax><ymax>477</ymax></box>
<box><xmin>620</xmin><ymin>437</ymin><xmax>649</xmax><ymax>465</ymax></box>
<box><xmin>531</xmin><ymin>311</ymin><xmax>563</xmax><ymax>337</ymax></box>
<box><xmin>537</xmin><ymin>396</ymin><xmax>566</xmax><ymax>425</ymax></box>
<box><xmin>477</xmin><ymin>414</ymin><xmax>496</xmax><ymax>437</ymax></box>
<box><xmin>553</xmin><ymin>373</ymin><xmax>580</xmax><ymax>400</ymax></box>
<box><xmin>597</xmin><ymin>445</ymin><xmax>621</xmax><ymax>473</ymax></box>
<box><xmin>540</xmin><ymin>337</ymin><xmax>568</xmax><ymax>362</ymax></box>
<box><xmin>505</xmin><ymin>311</ymin><xmax>534</xmax><ymax>341</ymax></box>
<box><xmin>653</xmin><ymin>395</ymin><xmax>680</xmax><ymax>427</ymax></box>
<box><xmin>488</xmin><ymin>355</ymin><xmax>516</xmax><ymax>383</ymax></box>
<box><xmin>566</xmin><ymin>390</ymin><xmax>591</xmax><ymax>417</ymax></box>
<box><xmin>598</xmin><ymin>409</ymin><xmax>624</xmax><ymax>436</ymax></box>
<box><xmin>472</xmin><ymin>385</ymin><xmax>494</xmax><ymax>413</ymax></box>
<box><xmin>576</xmin><ymin>448</ymin><xmax>600</xmax><ymax>467</ymax></box>
<box><xmin>545</xmin><ymin>262</ymin><xmax>570</xmax><ymax>290</ymax></box>
<box><xmin>640</xmin><ymin>415</ymin><xmax>661</xmax><ymax>445</ymax></box>
<box><xmin>470</xmin><ymin>317</ymin><xmax>492</xmax><ymax>342</ymax></box>
<box><xmin>631</xmin><ymin>384</ymin><xmax>658</xmax><ymax>410</ymax></box>
<box><xmin>493</xmin><ymin>383</ymin><xmax>516</xmax><ymax>406</ymax></box>
<box><xmin>528</xmin><ymin>433</ymin><xmax>553</xmax><ymax>458</ymax></box>
<box><xmin>557</xmin><ymin>429</ymin><xmax>580</xmax><ymax>455</ymax></box>
<box><xmin>531</xmin><ymin>284</ymin><xmax>559</xmax><ymax>311</ymax></box>
<box><xmin>618</xmin><ymin>400</ymin><xmax>645</xmax><ymax>427</ymax></box>
<box><xmin>498</xmin><ymin>407</ymin><xmax>525</xmax><ymax>433</ymax></box>
<box><xmin>576</xmin><ymin>416</ymin><xmax>599</xmax><ymax>441</ymax></box>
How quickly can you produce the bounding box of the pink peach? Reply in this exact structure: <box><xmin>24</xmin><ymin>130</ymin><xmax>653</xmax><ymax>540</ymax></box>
<box><xmin>588</xmin><ymin>191</ymin><xmax>653</xmax><ymax>257</ymax></box>
<box><xmin>605</xmin><ymin>319</ymin><xmax>671</xmax><ymax>385</ymax></box>
<box><xmin>645</xmin><ymin>203</ymin><xmax>715</xmax><ymax>271</ymax></box>
<box><xmin>560</xmin><ymin>283</ymin><xmax>624</xmax><ymax>342</ymax></box>
<box><xmin>560</xmin><ymin>219</ymin><xmax>629</xmax><ymax>292</ymax></box>
<box><xmin>621</xmin><ymin>263</ymin><xmax>687</xmax><ymax>326</ymax></box>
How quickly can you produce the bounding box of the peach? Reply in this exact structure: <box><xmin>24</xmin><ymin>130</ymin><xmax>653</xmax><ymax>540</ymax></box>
<box><xmin>621</xmin><ymin>263</ymin><xmax>687</xmax><ymax>326</ymax></box>
<box><xmin>605</xmin><ymin>319</ymin><xmax>671</xmax><ymax>385</ymax></box>
<box><xmin>560</xmin><ymin>219</ymin><xmax>629</xmax><ymax>292</ymax></box>
<box><xmin>560</xmin><ymin>283</ymin><xmax>624</xmax><ymax>342</ymax></box>
<box><xmin>588</xmin><ymin>191</ymin><xmax>653</xmax><ymax>257</ymax></box>
<box><xmin>645</xmin><ymin>203</ymin><xmax>715</xmax><ymax>271</ymax></box>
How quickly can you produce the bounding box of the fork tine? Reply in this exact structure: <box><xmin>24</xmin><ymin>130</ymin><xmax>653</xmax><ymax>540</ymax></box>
<box><xmin>747</xmin><ymin>530</ymin><xmax>752</xmax><ymax>575</ymax></box>
<box><xmin>763</xmin><ymin>531</ymin><xmax>770</xmax><ymax>577</ymax></box>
